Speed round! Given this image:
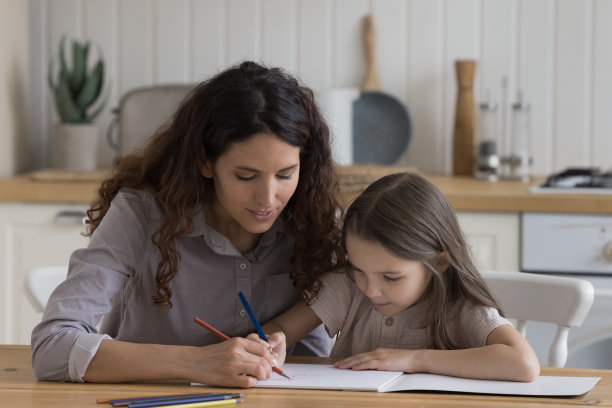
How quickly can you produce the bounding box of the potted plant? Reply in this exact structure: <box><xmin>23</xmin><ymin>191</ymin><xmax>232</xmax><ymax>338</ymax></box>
<box><xmin>48</xmin><ymin>36</ymin><xmax>107</xmax><ymax>170</ymax></box>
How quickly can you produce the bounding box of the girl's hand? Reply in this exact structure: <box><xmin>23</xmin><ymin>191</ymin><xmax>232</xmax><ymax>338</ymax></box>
<box><xmin>266</xmin><ymin>331</ymin><xmax>287</xmax><ymax>367</ymax></box>
<box><xmin>245</xmin><ymin>331</ymin><xmax>286</xmax><ymax>368</ymax></box>
<box><xmin>188</xmin><ymin>337</ymin><xmax>276</xmax><ymax>388</ymax></box>
<box><xmin>334</xmin><ymin>348</ymin><xmax>418</xmax><ymax>372</ymax></box>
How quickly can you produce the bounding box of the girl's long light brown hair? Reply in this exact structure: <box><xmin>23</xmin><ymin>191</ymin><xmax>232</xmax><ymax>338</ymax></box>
<box><xmin>86</xmin><ymin>61</ymin><xmax>343</xmax><ymax>307</ymax></box>
<box><xmin>342</xmin><ymin>172</ymin><xmax>503</xmax><ymax>349</ymax></box>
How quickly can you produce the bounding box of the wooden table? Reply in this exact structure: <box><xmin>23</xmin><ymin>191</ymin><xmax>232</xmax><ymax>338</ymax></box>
<box><xmin>2</xmin><ymin>345</ymin><xmax>611</xmax><ymax>407</ymax></box>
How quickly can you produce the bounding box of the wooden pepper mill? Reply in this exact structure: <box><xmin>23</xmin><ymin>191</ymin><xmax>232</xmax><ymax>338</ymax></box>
<box><xmin>452</xmin><ymin>60</ymin><xmax>477</xmax><ymax>176</ymax></box>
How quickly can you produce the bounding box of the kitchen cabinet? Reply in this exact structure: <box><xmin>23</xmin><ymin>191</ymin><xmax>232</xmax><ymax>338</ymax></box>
<box><xmin>0</xmin><ymin>203</ymin><xmax>89</xmax><ymax>344</ymax></box>
<box><xmin>456</xmin><ymin>211</ymin><xmax>520</xmax><ymax>272</ymax></box>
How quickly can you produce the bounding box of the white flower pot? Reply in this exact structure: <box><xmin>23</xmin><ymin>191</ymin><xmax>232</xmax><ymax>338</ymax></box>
<box><xmin>51</xmin><ymin>123</ymin><xmax>99</xmax><ymax>170</ymax></box>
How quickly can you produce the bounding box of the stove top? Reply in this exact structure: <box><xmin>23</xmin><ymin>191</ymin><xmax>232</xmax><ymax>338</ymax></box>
<box><xmin>530</xmin><ymin>167</ymin><xmax>612</xmax><ymax>195</ymax></box>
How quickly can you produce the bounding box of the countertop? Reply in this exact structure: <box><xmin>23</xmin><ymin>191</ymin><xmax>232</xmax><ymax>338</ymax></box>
<box><xmin>1</xmin><ymin>166</ymin><xmax>611</xmax><ymax>214</ymax></box>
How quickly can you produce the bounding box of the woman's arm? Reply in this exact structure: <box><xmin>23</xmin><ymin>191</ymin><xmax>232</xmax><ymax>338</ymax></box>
<box><xmin>84</xmin><ymin>302</ymin><xmax>323</xmax><ymax>385</ymax></box>
<box><xmin>33</xmin><ymin>190</ymin><xmax>279</xmax><ymax>386</ymax></box>
<box><xmin>84</xmin><ymin>337</ymin><xmax>278</xmax><ymax>387</ymax></box>
<box><xmin>335</xmin><ymin>324</ymin><xmax>540</xmax><ymax>382</ymax></box>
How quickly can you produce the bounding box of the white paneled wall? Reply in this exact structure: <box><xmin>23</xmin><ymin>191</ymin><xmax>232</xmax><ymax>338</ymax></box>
<box><xmin>0</xmin><ymin>0</ymin><xmax>29</xmax><ymax>178</ymax></box>
<box><xmin>29</xmin><ymin>0</ymin><xmax>612</xmax><ymax>175</ymax></box>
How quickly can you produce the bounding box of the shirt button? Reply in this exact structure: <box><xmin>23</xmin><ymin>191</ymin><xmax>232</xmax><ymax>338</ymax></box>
<box><xmin>239</xmin><ymin>309</ymin><xmax>246</xmax><ymax>317</ymax></box>
<box><xmin>385</xmin><ymin>317</ymin><xmax>394</xmax><ymax>326</ymax></box>
<box><xmin>239</xmin><ymin>262</ymin><xmax>247</xmax><ymax>270</ymax></box>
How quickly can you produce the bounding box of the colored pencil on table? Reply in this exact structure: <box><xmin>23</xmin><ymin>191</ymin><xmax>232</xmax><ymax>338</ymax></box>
<box><xmin>101</xmin><ymin>393</ymin><xmax>219</xmax><ymax>406</ymax></box>
<box><xmin>114</xmin><ymin>394</ymin><xmax>242</xmax><ymax>407</ymax></box>
<box><xmin>142</xmin><ymin>399</ymin><xmax>242</xmax><ymax>408</ymax></box>
<box><xmin>193</xmin><ymin>316</ymin><xmax>290</xmax><ymax>380</ymax></box>
<box><xmin>100</xmin><ymin>393</ymin><xmax>238</xmax><ymax>406</ymax></box>
<box><xmin>128</xmin><ymin>394</ymin><xmax>244</xmax><ymax>408</ymax></box>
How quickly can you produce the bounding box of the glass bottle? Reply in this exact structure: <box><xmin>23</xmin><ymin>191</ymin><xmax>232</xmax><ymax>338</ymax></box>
<box><xmin>508</xmin><ymin>92</ymin><xmax>532</xmax><ymax>181</ymax></box>
<box><xmin>474</xmin><ymin>94</ymin><xmax>499</xmax><ymax>181</ymax></box>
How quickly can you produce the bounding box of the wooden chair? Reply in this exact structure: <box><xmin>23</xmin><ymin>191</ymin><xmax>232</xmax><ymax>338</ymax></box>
<box><xmin>22</xmin><ymin>266</ymin><xmax>68</xmax><ymax>313</ymax></box>
<box><xmin>481</xmin><ymin>270</ymin><xmax>594</xmax><ymax>367</ymax></box>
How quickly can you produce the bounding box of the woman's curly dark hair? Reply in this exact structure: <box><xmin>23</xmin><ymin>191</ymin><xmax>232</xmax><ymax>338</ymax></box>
<box><xmin>86</xmin><ymin>61</ymin><xmax>343</xmax><ymax>307</ymax></box>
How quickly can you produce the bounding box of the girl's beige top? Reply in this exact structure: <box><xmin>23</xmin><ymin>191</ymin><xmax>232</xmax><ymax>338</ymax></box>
<box><xmin>311</xmin><ymin>271</ymin><xmax>510</xmax><ymax>358</ymax></box>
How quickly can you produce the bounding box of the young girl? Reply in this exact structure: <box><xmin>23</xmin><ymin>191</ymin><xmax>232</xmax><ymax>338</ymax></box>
<box><xmin>31</xmin><ymin>61</ymin><xmax>343</xmax><ymax>387</ymax></box>
<box><xmin>261</xmin><ymin>172</ymin><xmax>540</xmax><ymax>382</ymax></box>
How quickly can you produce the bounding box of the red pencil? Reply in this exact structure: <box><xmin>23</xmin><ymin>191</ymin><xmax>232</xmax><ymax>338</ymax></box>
<box><xmin>193</xmin><ymin>316</ymin><xmax>291</xmax><ymax>379</ymax></box>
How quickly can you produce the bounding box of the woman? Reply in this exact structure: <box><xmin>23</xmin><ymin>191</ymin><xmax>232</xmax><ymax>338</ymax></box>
<box><xmin>31</xmin><ymin>61</ymin><xmax>343</xmax><ymax>387</ymax></box>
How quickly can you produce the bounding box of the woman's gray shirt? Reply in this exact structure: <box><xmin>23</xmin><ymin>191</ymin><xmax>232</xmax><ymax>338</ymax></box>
<box><xmin>30</xmin><ymin>188</ymin><xmax>331</xmax><ymax>381</ymax></box>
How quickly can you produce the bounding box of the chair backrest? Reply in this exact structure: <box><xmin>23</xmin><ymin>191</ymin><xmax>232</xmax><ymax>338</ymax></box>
<box><xmin>107</xmin><ymin>84</ymin><xmax>194</xmax><ymax>157</ymax></box>
<box><xmin>22</xmin><ymin>266</ymin><xmax>68</xmax><ymax>313</ymax></box>
<box><xmin>481</xmin><ymin>270</ymin><xmax>594</xmax><ymax>368</ymax></box>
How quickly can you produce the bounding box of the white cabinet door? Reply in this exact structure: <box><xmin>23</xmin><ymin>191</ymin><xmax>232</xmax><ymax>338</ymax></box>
<box><xmin>0</xmin><ymin>203</ymin><xmax>89</xmax><ymax>344</ymax></box>
<box><xmin>456</xmin><ymin>212</ymin><xmax>519</xmax><ymax>272</ymax></box>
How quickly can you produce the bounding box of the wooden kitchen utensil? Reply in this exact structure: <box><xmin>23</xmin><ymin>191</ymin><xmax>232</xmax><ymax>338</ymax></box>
<box><xmin>361</xmin><ymin>14</ymin><xmax>382</xmax><ymax>92</ymax></box>
<box><xmin>352</xmin><ymin>14</ymin><xmax>411</xmax><ymax>165</ymax></box>
<box><xmin>452</xmin><ymin>60</ymin><xmax>477</xmax><ymax>176</ymax></box>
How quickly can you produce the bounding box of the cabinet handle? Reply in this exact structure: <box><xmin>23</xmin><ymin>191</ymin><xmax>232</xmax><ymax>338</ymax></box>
<box><xmin>53</xmin><ymin>210</ymin><xmax>88</xmax><ymax>225</ymax></box>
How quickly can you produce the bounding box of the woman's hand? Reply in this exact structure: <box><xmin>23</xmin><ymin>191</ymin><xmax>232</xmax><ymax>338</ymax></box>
<box><xmin>84</xmin><ymin>337</ymin><xmax>278</xmax><ymax>387</ymax></box>
<box><xmin>334</xmin><ymin>348</ymin><xmax>417</xmax><ymax>372</ymax></box>
<box><xmin>188</xmin><ymin>337</ymin><xmax>277</xmax><ymax>387</ymax></box>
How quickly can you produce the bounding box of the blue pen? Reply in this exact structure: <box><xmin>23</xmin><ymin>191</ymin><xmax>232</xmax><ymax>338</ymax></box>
<box><xmin>238</xmin><ymin>291</ymin><xmax>291</xmax><ymax>379</ymax></box>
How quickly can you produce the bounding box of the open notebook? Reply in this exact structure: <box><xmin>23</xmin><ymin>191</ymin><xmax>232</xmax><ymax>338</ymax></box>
<box><xmin>194</xmin><ymin>363</ymin><xmax>600</xmax><ymax>396</ymax></box>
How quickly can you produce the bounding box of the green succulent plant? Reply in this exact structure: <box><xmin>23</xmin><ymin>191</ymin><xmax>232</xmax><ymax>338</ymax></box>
<box><xmin>48</xmin><ymin>36</ymin><xmax>107</xmax><ymax>123</ymax></box>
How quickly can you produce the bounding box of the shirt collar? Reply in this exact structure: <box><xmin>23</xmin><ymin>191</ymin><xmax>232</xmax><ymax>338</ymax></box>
<box><xmin>188</xmin><ymin>209</ymin><xmax>289</xmax><ymax>256</ymax></box>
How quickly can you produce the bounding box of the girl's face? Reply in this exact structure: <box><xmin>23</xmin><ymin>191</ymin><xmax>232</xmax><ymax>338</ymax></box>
<box><xmin>201</xmin><ymin>132</ymin><xmax>300</xmax><ymax>246</ymax></box>
<box><xmin>345</xmin><ymin>232</ymin><xmax>432</xmax><ymax>317</ymax></box>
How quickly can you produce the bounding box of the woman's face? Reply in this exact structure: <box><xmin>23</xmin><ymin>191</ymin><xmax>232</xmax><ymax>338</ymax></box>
<box><xmin>345</xmin><ymin>232</ymin><xmax>432</xmax><ymax>317</ymax></box>
<box><xmin>202</xmin><ymin>132</ymin><xmax>300</xmax><ymax>244</ymax></box>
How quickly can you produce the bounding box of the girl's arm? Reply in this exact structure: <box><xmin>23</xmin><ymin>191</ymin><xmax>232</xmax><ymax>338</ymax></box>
<box><xmin>84</xmin><ymin>337</ymin><xmax>278</xmax><ymax>387</ymax></box>
<box><xmin>261</xmin><ymin>300</ymin><xmax>323</xmax><ymax>363</ymax></box>
<box><xmin>335</xmin><ymin>324</ymin><xmax>540</xmax><ymax>382</ymax></box>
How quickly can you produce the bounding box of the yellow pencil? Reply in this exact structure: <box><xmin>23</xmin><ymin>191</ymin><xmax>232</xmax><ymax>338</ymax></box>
<box><xmin>159</xmin><ymin>398</ymin><xmax>242</xmax><ymax>408</ymax></box>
